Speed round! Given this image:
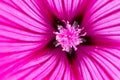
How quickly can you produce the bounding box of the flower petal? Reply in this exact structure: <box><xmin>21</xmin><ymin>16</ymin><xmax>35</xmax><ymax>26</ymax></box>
<box><xmin>47</xmin><ymin>0</ymin><xmax>89</xmax><ymax>21</ymax></box>
<box><xmin>83</xmin><ymin>0</ymin><xmax>120</xmax><ymax>46</ymax></box>
<box><xmin>77</xmin><ymin>46</ymin><xmax>120</xmax><ymax>80</ymax></box>
<box><xmin>0</xmin><ymin>48</ymin><xmax>63</xmax><ymax>80</ymax></box>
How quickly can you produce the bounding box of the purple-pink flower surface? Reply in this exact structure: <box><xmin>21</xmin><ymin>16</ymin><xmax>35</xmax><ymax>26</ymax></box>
<box><xmin>0</xmin><ymin>0</ymin><xmax>120</xmax><ymax>80</ymax></box>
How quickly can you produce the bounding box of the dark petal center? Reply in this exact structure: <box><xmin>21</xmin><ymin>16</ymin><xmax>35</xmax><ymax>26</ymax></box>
<box><xmin>47</xmin><ymin>39</ymin><xmax>57</xmax><ymax>49</ymax></box>
<box><xmin>81</xmin><ymin>35</ymin><xmax>94</xmax><ymax>45</ymax></box>
<box><xmin>66</xmin><ymin>47</ymin><xmax>76</xmax><ymax>62</ymax></box>
<box><xmin>52</xmin><ymin>17</ymin><xmax>65</xmax><ymax>31</ymax></box>
<box><xmin>49</xmin><ymin>15</ymin><xmax>93</xmax><ymax>62</ymax></box>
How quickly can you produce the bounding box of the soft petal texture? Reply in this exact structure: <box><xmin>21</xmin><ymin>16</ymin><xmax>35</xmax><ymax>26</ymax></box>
<box><xmin>0</xmin><ymin>0</ymin><xmax>120</xmax><ymax>80</ymax></box>
<box><xmin>77</xmin><ymin>46</ymin><xmax>120</xmax><ymax>80</ymax></box>
<box><xmin>84</xmin><ymin>0</ymin><xmax>120</xmax><ymax>46</ymax></box>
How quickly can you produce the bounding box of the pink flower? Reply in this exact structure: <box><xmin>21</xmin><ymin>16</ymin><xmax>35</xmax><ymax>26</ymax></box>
<box><xmin>0</xmin><ymin>0</ymin><xmax>120</xmax><ymax>80</ymax></box>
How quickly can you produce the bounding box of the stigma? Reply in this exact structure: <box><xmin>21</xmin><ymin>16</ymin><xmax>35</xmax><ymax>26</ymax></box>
<box><xmin>54</xmin><ymin>21</ymin><xmax>86</xmax><ymax>52</ymax></box>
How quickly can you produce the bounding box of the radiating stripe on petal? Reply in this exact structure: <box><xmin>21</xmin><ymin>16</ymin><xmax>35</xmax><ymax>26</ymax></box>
<box><xmin>77</xmin><ymin>46</ymin><xmax>120</xmax><ymax>80</ymax></box>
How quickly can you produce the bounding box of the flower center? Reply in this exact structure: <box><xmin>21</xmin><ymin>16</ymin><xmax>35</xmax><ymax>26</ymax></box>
<box><xmin>54</xmin><ymin>21</ymin><xmax>86</xmax><ymax>52</ymax></box>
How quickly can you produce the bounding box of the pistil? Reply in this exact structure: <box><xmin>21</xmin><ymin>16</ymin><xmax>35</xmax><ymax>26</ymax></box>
<box><xmin>54</xmin><ymin>21</ymin><xmax>86</xmax><ymax>52</ymax></box>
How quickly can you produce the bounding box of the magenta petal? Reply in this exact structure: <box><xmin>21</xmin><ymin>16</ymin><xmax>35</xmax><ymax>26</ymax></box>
<box><xmin>0</xmin><ymin>48</ymin><xmax>62</xmax><ymax>80</ymax></box>
<box><xmin>0</xmin><ymin>0</ymin><xmax>120</xmax><ymax>80</ymax></box>
<box><xmin>47</xmin><ymin>0</ymin><xmax>89</xmax><ymax>21</ymax></box>
<box><xmin>77</xmin><ymin>46</ymin><xmax>120</xmax><ymax>80</ymax></box>
<box><xmin>83</xmin><ymin>0</ymin><xmax>120</xmax><ymax>46</ymax></box>
<box><xmin>0</xmin><ymin>0</ymin><xmax>53</xmax><ymax>33</ymax></box>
